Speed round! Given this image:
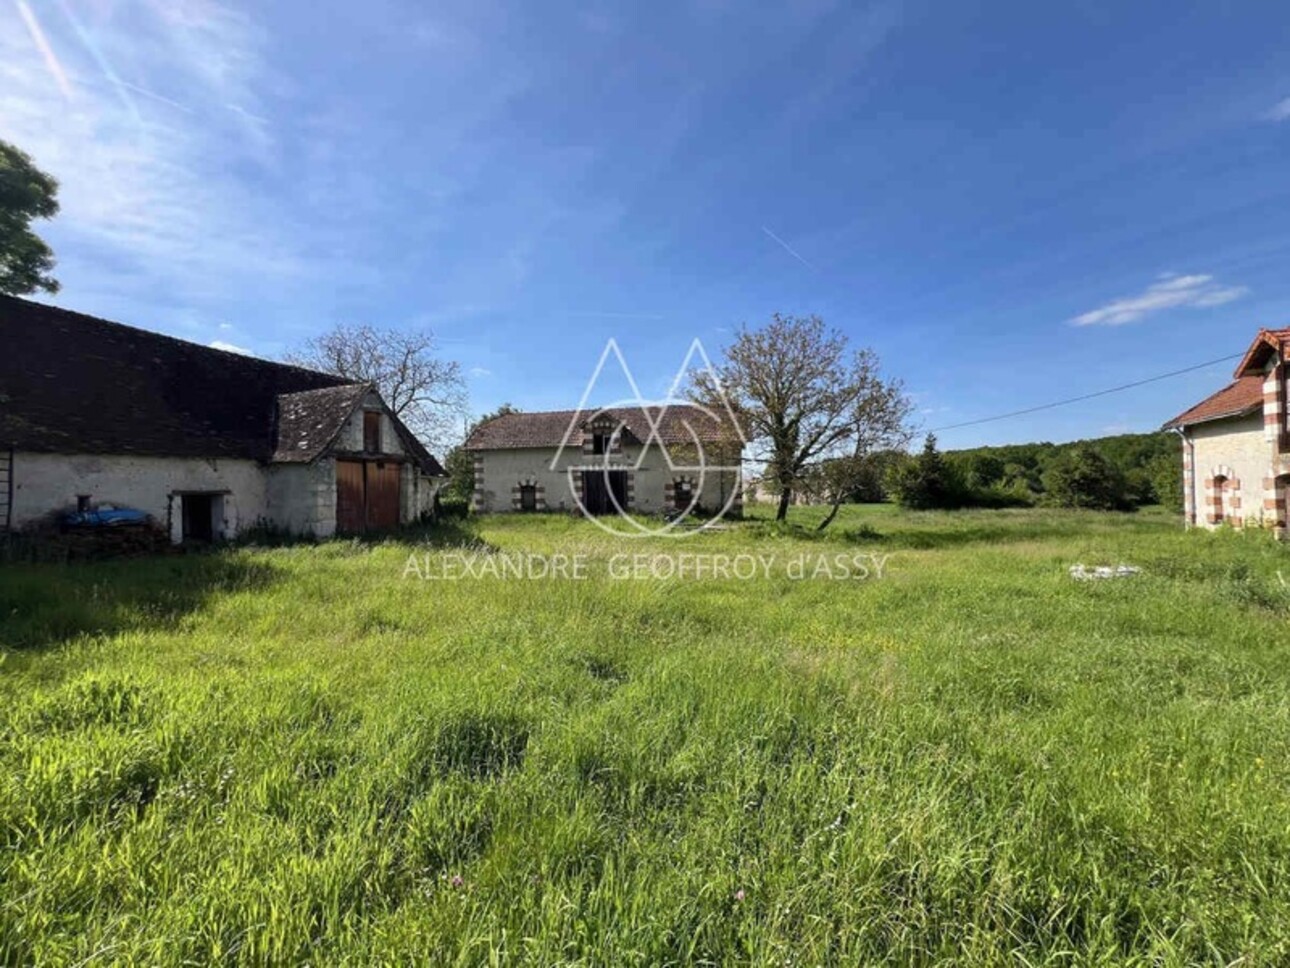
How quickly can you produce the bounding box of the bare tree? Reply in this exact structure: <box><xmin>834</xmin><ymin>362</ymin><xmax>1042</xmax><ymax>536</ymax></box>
<box><xmin>287</xmin><ymin>323</ymin><xmax>467</xmax><ymax>450</ymax></box>
<box><xmin>695</xmin><ymin>313</ymin><xmax>910</xmax><ymax>523</ymax></box>
<box><xmin>810</xmin><ymin>378</ymin><xmax>912</xmax><ymax>530</ymax></box>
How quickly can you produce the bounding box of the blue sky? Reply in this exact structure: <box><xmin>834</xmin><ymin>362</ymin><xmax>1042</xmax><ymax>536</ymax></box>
<box><xmin>4</xmin><ymin>0</ymin><xmax>1290</xmax><ymax>449</ymax></box>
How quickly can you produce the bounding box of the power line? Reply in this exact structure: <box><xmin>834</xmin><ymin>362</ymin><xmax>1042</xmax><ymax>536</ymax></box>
<box><xmin>930</xmin><ymin>352</ymin><xmax>1244</xmax><ymax>433</ymax></box>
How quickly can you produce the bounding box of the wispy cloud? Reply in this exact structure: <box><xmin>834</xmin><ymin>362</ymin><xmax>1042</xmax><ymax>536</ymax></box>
<box><xmin>208</xmin><ymin>339</ymin><xmax>250</xmax><ymax>354</ymax></box>
<box><xmin>1264</xmin><ymin>97</ymin><xmax>1290</xmax><ymax>122</ymax></box>
<box><xmin>14</xmin><ymin>0</ymin><xmax>73</xmax><ymax>100</ymax></box>
<box><xmin>0</xmin><ymin>1</ymin><xmax>312</xmax><ymax>309</ymax></box>
<box><xmin>761</xmin><ymin>225</ymin><xmax>817</xmax><ymax>271</ymax></box>
<box><xmin>1069</xmin><ymin>273</ymin><xmax>1249</xmax><ymax>327</ymax></box>
<box><xmin>468</xmin><ymin>366</ymin><xmax>492</xmax><ymax>378</ymax></box>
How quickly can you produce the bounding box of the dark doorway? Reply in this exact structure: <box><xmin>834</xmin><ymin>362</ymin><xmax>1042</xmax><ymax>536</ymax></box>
<box><xmin>673</xmin><ymin>480</ymin><xmax>694</xmax><ymax>511</ymax></box>
<box><xmin>182</xmin><ymin>494</ymin><xmax>214</xmax><ymax>542</ymax></box>
<box><xmin>582</xmin><ymin>470</ymin><xmax>628</xmax><ymax>515</ymax></box>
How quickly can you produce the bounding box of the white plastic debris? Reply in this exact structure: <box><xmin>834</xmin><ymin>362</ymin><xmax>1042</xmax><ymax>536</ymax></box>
<box><xmin>1069</xmin><ymin>564</ymin><xmax>1140</xmax><ymax>581</ymax></box>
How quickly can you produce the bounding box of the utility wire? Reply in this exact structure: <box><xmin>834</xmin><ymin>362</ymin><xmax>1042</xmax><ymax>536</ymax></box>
<box><xmin>930</xmin><ymin>352</ymin><xmax>1244</xmax><ymax>433</ymax></box>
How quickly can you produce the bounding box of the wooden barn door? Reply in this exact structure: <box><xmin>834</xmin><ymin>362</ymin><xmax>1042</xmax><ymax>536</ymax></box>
<box><xmin>336</xmin><ymin>460</ymin><xmax>366</xmax><ymax>533</ymax></box>
<box><xmin>336</xmin><ymin>459</ymin><xmax>401</xmax><ymax>533</ymax></box>
<box><xmin>366</xmin><ymin>462</ymin><xmax>401</xmax><ymax>530</ymax></box>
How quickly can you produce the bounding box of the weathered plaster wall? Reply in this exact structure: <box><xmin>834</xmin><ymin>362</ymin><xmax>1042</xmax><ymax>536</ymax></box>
<box><xmin>266</xmin><ymin>458</ymin><xmax>337</xmax><ymax>537</ymax></box>
<box><xmin>333</xmin><ymin>394</ymin><xmax>409</xmax><ymax>455</ymax></box>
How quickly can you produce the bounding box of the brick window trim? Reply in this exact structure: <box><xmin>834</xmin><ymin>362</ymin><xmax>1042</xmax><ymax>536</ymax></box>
<box><xmin>510</xmin><ymin>477</ymin><xmax>546</xmax><ymax>512</ymax></box>
<box><xmin>1204</xmin><ymin>466</ymin><xmax>1241</xmax><ymax>526</ymax></box>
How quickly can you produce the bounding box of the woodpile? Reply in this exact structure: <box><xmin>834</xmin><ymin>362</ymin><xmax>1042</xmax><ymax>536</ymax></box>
<box><xmin>6</xmin><ymin>516</ymin><xmax>173</xmax><ymax>563</ymax></box>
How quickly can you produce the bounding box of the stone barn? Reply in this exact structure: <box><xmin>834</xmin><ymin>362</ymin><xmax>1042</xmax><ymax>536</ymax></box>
<box><xmin>0</xmin><ymin>295</ymin><xmax>445</xmax><ymax>541</ymax></box>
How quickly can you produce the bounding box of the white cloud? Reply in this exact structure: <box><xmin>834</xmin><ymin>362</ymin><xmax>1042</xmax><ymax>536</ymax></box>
<box><xmin>208</xmin><ymin>339</ymin><xmax>250</xmax><ymax>354</ymax></box>
<box><xmin>468</xmin><ymin>366</ymin><xmax>492</xmax><ymax>378</ymax></box>
<box><xmin>1264</xmin><ymin>97</ymin><xmax>1290</xmax><ymax>122</ymax></box>
<box><xmin>1069</xmin><ymin>273</ymin><xmax>1249</xmax><ymax>327</ymax></box>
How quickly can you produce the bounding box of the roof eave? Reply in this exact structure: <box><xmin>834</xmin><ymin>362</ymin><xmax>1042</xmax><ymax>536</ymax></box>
<box><xmin>1162</xmin><ymin>403</ymin><xmax>1262</xmax><ymax>431</ymax></box>
<box><xmin>1233</xmin><ymin>329</ymin><xmax>1286</xmax><ymax>377</ymax></box>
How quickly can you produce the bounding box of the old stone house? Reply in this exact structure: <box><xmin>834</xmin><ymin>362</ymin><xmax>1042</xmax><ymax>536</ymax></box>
<box><xmin>464</xmin><ymin>406</ymin><xmax>742</xmax><ymax>516</ymax></box>
<box><xmin>0</xmin><ymin>296</ymin><xmax>445</xmax><ymax>540</ymax></box>
<box><xmin>1164</xmin><ymin>327</ymin><xmax>1289</xmax><ymax>536</ymax></box>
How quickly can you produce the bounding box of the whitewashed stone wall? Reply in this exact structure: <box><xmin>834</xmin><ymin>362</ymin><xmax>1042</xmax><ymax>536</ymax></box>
<box><xmin>11</xmin><ymin>452</ymin><xmax>269</xmax><ymax>538</ymax></box>
<box><xmin>472</xmin><ymin>444</ymin><xmax>741</xmax><ymax>515</ymax></box>
<box><xmin>1187</xmin><ymin>414</ymin><xmax>1270</xmax><ymax>528</ymax></box>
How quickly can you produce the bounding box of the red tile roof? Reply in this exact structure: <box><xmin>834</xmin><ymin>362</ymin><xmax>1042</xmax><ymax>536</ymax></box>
<box><xmin>464</xmin><ymin>405</ymin><xmax>741</xmax><ymax>451</ymax></box>
<box><xmin>1163</xmin><ymin>374</ymin><xmax>1265</xmax><ymax>429</ymax></box>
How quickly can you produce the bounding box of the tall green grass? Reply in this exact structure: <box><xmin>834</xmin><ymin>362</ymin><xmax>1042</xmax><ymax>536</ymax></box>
<box><xmin>1</xmin><ymin>507</ymin><xmax>1288</xmax><ymax>964</ymax></box>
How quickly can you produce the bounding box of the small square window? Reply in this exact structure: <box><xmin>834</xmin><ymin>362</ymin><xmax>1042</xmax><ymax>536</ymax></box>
<box><xmin>592</xmin><ymin>433</ymin><xmax>609</xmax><ymax>455</ymax></box>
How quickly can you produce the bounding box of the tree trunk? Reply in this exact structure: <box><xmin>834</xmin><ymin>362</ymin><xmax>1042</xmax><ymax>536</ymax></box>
<box><xmin>776</xmin><ymin>488</ymin><xmax>792</xmax><ymax>522</ymax></box>
<box><xmin>817</xmin><ymin>496</ymin><xmax>842</xmax><ymax>531</ymax></box>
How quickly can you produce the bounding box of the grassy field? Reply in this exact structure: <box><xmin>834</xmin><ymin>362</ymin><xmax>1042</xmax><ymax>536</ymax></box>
<box><xmin>2</xmin><ymin>506</ymin><xmax>1289</xmax><ymax>965</ymax></box>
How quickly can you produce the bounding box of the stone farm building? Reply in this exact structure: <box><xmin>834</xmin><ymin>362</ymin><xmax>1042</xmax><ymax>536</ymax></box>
<box><xmin>1164</xmin><ymin>326</ymin><xmax>1289</xmax><ymax>536</ymax></box>
<box><xmin>0</xmin><ymin>296</ymin><xmax>445</xmax><ymax>541</ymax></box>
<box><xmin>464</xmin><ymin>406</ymin><xmax>743</xmax><ymax>516</ymax></box>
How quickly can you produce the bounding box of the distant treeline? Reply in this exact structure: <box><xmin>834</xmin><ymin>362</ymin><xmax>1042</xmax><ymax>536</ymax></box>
<box><xmin>845</xmin><ymin>432</ymin><xmax>1182</xmax><ymax>511</ymax></box>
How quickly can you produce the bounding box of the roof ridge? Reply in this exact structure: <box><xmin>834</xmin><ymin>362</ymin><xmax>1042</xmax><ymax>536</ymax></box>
<box><xmin>0</xmin><ymin>293</ymin><xmax>348</xmax><ymax>386</ymax></box>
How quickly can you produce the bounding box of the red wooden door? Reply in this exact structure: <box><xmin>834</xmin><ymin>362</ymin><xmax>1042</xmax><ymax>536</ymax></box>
<box><xmin>336</xmin><ymin>460</ymin><xmax>365</xmax><ymax>533</ymax></box>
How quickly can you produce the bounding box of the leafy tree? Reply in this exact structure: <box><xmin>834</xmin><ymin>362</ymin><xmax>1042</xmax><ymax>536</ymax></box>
<box><xmin>941</xmin><ymin>432</ymin><xmax>1178</xmax><ymax>509</ymax></box>
<box><xmin>956</xmin><ymin>453</ymin><xmax>1006</xmax><ymax>490</ymax></box>
<box><xmin>288</xmin><ymin>323</ymin><xmax>467</xmax><ymax>450</ymax></box>
<box><xmin>0</xmin><ymin>140</ymin><xmax>60</xmax><ymax>296</ymax></box>
<box><xmin>888</xmin><ymin>434</ymin><xmax>965</xmax><ymax>510</ymax></box>
<box><xmin>1146</xmin><ymin>451</ymin><xmax>1184</xmax><ymax>512</ymax></box>
<box><xmin>695</xmin><ymin>313</ymin><xmax>910</xmax><ymax>522</ymax></box>
<box><xmin>1042</xmin><ymin>446</ymin><xmax>1131</xmax><ymax>511</ymax></box>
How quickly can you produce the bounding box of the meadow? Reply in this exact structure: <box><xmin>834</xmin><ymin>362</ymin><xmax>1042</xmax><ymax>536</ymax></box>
<box><xmin>1</xmin><ymin>506</ymin><xmax>1289</xmax><ymax>965</ymax></box>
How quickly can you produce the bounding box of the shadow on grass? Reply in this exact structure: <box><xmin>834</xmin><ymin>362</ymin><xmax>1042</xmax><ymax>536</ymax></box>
<box><xmin>237</xmin><ymin>516</ymin><xmax>497</xmax><ymax>553</ymax></box>
<box><xmin>750</xmin><ymin>517</ymin><xmax>1121</xmax><ymax>550</ymax></box>
<box><xmin>863</xmin><ymin>522</ymin><xmax>1103</xmax><ymax>550</ymax></box>
<box><xmin>0</xmin><ymin>554</ymin><xmax>278</xmax><ymax>652</ymax></box>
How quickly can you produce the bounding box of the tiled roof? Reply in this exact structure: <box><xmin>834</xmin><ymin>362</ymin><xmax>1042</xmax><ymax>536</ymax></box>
<box><xmin>464</xmin><ymin>405</ymin><xmax>742</xmax><ymax>451</ymax></box>
<box><xmin>271</xmin><ymin>384</ymin><xmax>446</xmax><ymax>476</ymax></box>
<box><xmin>272</xmin><ymin>384</ymin><xmax>372</xmax><ymax>463</ymax></box>
<box><xmin>0</xmin><ymin>294</ymin><xmax>445</xmax><ymax>476</ymax></box>
<box><xmin>1162</xmin><ymin>375</ymin><xmax>1265</xmax><ymax>429</ymax></box>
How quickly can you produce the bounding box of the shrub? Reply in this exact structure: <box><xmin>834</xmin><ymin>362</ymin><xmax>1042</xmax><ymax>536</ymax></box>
<box><xmin>887</xmin><ymin>435</ymin><xmax>966</xmax><ymax>510</ymax></box>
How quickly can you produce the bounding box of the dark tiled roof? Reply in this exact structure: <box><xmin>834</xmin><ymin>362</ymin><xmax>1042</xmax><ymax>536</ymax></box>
<box><xmin>272</xmin><ymin>384</ymin><xmax>372</xmax><ymax>463</ymax></box>
<box><xmin>391</xmin><ymin>417</ymin><xmax>447</xmax><ymax>477</ymax></box>
<box><xmin>1163</xmin><ymin>375</ymin><xmax>1264</xmax><ymax>429</ymax></box>
<box><xmin>465</xmin><ymin>405</ymin><xmax>742</xmax><ymax>451</ymax></box>
<box><xmin>0</xmin><ymin>295</ymin><xmax>445</xmax><ymax>476</ymax></box>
